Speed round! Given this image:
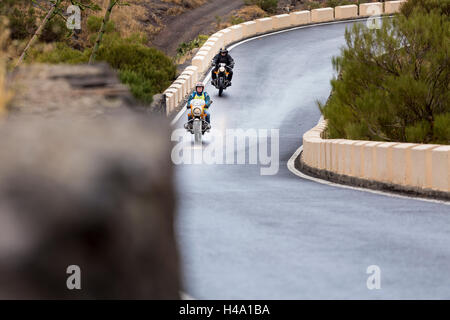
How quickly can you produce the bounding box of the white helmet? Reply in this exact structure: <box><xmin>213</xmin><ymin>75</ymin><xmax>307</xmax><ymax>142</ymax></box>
<box><xmin>195</xmin><ymin>82</ymin><xmax>205</xmax><ymax>91</ymax></box>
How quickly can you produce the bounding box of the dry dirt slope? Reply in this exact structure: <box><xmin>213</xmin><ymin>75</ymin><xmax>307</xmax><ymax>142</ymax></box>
<box><xmin>152</xmin><ymin>0</ymin><xmax>245</xmax><ymax>56</ymax></box>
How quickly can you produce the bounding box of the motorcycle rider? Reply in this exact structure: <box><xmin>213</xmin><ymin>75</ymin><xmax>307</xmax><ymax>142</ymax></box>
<box><xmin>211</xmin><ymin>48</ymin><xmax>234</xmax><ymax>86</ymax></box>
<box><xmin>185</xmin><ymin>82</ymin><xmax>212</xmax><ymax>129</ymax></box>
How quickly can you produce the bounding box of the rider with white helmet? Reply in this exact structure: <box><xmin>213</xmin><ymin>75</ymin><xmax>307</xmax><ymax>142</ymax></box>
<box><xmin>185</xmin><ymin>82</ymin><xmax>212</xmax><ymax>128</ymax></box>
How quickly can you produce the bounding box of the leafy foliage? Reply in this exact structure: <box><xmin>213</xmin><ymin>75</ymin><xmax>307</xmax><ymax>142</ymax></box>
<box><xmin>244</xmin><ymin>0</ymin><xmax>278</xmax><ymax>14</ymax></box>
<box><xmin>320</xmin><ymin>1</ymin><xmax>450</xmax><ymax>144</ymax></box>
<box><xmin>0</xmin><ymin>1</ymin><xmax>66</xmax><ymax>42</ymax></box>
<box><xmin>96</xmin><ymin>33</ymin><xmax>176</xmax><ymax>103</ymax></box>
<box><xmin>30</xmin><ymin>21</ymin><xmax>176</xmax><ymax>104</ymax></box>
<box><xmin>401</xmin><ymin>0</ymin><xmax>450</xmax><ymax>17</ymax></box>
<box><xmin>325</xmin><ymin>0</ymin><xmax>353</xmax><ymax>8</ymax></box>
<box><xmin>176</xmin><ymin>35</ymin><xmax>209</xmax><ymax>56</ymax></box>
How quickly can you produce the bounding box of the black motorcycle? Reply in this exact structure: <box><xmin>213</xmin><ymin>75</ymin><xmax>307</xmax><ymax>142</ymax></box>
<box><xmin>213</xmin><ymin>63</ymin><xmax>231</xmax><ymax>96</ymax></box>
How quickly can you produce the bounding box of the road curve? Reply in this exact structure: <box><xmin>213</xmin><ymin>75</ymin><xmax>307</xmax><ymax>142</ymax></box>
<box><xmin>172</xmin><ymin>21</ymin><xmax>450</xmax><ymax>299</ymax></box>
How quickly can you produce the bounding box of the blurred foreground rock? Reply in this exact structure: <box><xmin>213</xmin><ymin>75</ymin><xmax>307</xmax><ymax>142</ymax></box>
<box><xmin>0</xmin><ymin>64</ymin><xmax>179</xmax><ymax>299</ymax></box>
<box><xmin>150</xmin><ymin>93</ymin><xmax>167</xmax><ymax>115</ymax></box>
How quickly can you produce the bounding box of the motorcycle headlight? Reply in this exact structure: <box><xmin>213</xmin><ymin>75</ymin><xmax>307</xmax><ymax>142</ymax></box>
<box><xmin>219</xmin><ymin>66</ymin><xmax>226</xmax><ymax>72</ymax></box>
<box><xmin>193</xmin><ymin>107</ymin><xmax>202</xmax><ymax>116</ymax></box>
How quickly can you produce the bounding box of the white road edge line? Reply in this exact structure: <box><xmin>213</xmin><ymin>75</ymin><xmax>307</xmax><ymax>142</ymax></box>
<box><xmin>170</xmin><ymin>17</ymin><xmax>374</xmax><ymax>127</ymax></box>
<box><xmin>287</xmin><ymin>111</ymin><xmax>449</xmax><ymax>206</ymax></box>
<box><xmin>287</xmin><ymin>126</ymin><xmax>450</xmax><ymax>206</ymax></box>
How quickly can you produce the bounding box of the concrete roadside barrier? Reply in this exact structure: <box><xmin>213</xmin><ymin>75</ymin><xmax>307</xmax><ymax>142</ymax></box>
<box><xmin>165</xmin><ymin>87</ymin><xmax>180</xmax><ymax>107</ymax></box>
<box><xmin>165</xmin><ymin>92</ymin><xmax>175</xmax><ymax>115</ymax></box>
<box><xmin>221</xmin><ymin>28</ymin><xmax>233</xmax><ymax>46</ymax></box>
<box><xmin>177</xmin><ymin>74</ymin><xmax>191</xmax><ymax>91</ymax></box>
<box><xmin>300</xmin><ymin>118</ymin><xmax>449</xmax><ymax>195</ymax></box>
<box><xmin>170</xmin><ymin>83</ymin><xmax>183</xmax><ymax>104</ymax></box>
<box><xmin>335</xmin><ymin>5</ymin><xmax>358</xmax><ymax>20</ymax></box>
<box><xmin>392</xmin><ymin>143</ymin><xmax>417</xmax><ymax>186</ymax></box>
<box><xmin>180</xmin><ymin>73</ymin><xmax>194</xmax><ymax>93</ymax></box>
<box><xmin>181</xmin><ymin>67</ymin><xmax>198</xmax><ymax>89</ymax></box>
<box><xmin>197</xmin><ymin>49</ymin><xmax>212</xmax><ymax>66</ymax></box>
<box><xmin>192</xmin><ymin>55</ymin><xmax>207</xmax><ymax>73</ymax></box>
<box><xmin>431</xmin><ymin>146</ymin><xmax>450</xmax><ymax>191</ymax></box>
<box><xmin>385</xmin><ymin>0</ymin><xmax>407</xmax><ymax>14</ymax></box>
<box><xmin>375</xmin><ymin>142</ymin><xmax>399</xmax><ymax>183</ymax></box>
<box><xmin>311</xmin><ymin>8</ymin><xmax>334</xmax><ymax>23</ymax></box>
<box><xmin>359</xmin><ymin>2</ymin><xmax>383</xmax><ymax>17</ymax></box>
<box><xmin>410</xmin><ymin>145</ymin><xmax>440</xmax><ymax>189</ymax></box>
<box><xmin>199</xmin><ymin>44</ymin><xmax>214</xmax><ymax>61</ymax></box>
<box><xmin>173</xmin><ymin>78</ymin><xmax>188</xmax><ymax>97</ymax></box>
<box><xmin>273</xmin><ymin>14</ymin><xmax>292</xmax><ymax>30</ymax></box>
<box><xmin>324</xmin><ymin>139</ymin><xmax>335</xmax><ymax>171</ymax></box>
<box><xmin>230</xmin><ymin>24</ymin><xmax>244</xmax><ymax>42</ymax></box>
<box><xmin>362</xmin><ymin>141</ymin><xmax>383</xmax><ymax>180</ymax></box>
<box><xmin>241</xmin><ymin>21</ymin><xmax>257</xmax><ymax>39</ymax></box>
<box><xmin>256</xmin><ymin>17</ymin><xmax>274</xmax><ymax>34</ymax></box>
<box><xmin>290</xmin><ymin>10</ymin><xmax>311</xmax><ymax>26</ymax></box>
<box><xmin>342</xmin><ymin>140</ymin><xmax>357</xmax><ymax>176</ymax></box>
<box><xmin>351</xmin><ymin>141</ymin><xmax>369</xmax><ymax>177</ymax></box>
<box><xmin>331</xmin><ymin>139</ymin><xmax>345</xmax><ymax>173</ymax></box>
<box><xmin>207</xmin><ymin>36</ymin><xmax>223</xmax><ymax>51</ymax></box>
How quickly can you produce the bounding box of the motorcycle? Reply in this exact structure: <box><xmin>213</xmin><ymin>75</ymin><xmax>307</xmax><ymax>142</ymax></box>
<box><xmin>213</xmin><ymin>63</ymin><xmax>231</xmax><ymax>96</ymax></box>
<box><xmin>184</xmin><ymin>99</ymin><xmax>212</xmax><ymax>145</ymax></box>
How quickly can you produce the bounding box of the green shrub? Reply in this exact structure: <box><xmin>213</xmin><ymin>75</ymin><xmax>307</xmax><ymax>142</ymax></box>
<box><xmin>244</xmin><ymin>0</ymin><xmax>278</xmax><ymax>13</ymax></box>
<box><xmin>31</xmin><ymin>30</ymin><xmax>176</xmax><ymax>105</ymax></box>
<box><xmin>18</xmin><ymin>6</ymin><xmax>176</xmax><ymax>105</ymax></box>
<box><xmin>96</xmin><ymin>34</ymin><xmax>176</xmax><ymax>97</ymax></box>
<box><xmin>87</xmin><ymin>16</ymin><xmax>116</xmax><ymax>34</ymax></box>
<box><xmin>326</xmin><ymin>0</ymin><xmax>352</xmax><ymax>8</ymax></box>
<box><xmin>303</xmin><ymin>1</ymin><xmax>321</xmax><ymax>10</ymax></box>
<box><xmin>119</xmin><ymin>70</ymin><xmax>154</xmax><ymax>104</ymax></box>
<box><xmin>405</xmin><ymin>120</ymin><xmax>432</xmax><ymax>143</ymax></box>
<box><xmin>401</xmin><ymin>0</ymin><xmax>450</xmax><ymax>17</ymax></box>
<box><xmin>0</xmin><ymin>1</ymin><xmax>67</xmax><ymax>42</ymax></box>
<box><xmin>320</xmin><ymin>2</ymin><xmax>450</xmax><ymax>144</ymax></box>
<box><xmin>41</xmin><ymin>16</ymin><xmax>68</xmax><ymax>43</ymax></box>
<box><xmin>176</xmin><ymin>34</ymin><xmax>209</xmax><ymax>56</ymax></box>
<box><xmin>433</xmin><ymin>113</ymin><xmax>450</xmax><ymax>144</ymax></box>
<box><xmin>7</xmin><ymin>7</ymin><xmax>36</xmax><ymax>40</ymax></box>
<box><xmin>30</xmin><ymin>43</ymin><xmax>89</xmax><ymax>64</ymax></box>
<box><xmin>230</xmin><ymin>16</ymin><xmax>245</xmax><ymax>25</ymax></box>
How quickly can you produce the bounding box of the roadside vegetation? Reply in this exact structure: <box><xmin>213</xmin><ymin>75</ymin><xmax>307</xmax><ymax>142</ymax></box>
<box><xmin>0</xmin><ymin>0</ymin><xmax>177</xmax><ymax>104</ymax></box>
<box><xmin>301</xmin><ymin>1</ymin><xmax>373</xmax><ymax>10</ymax></box>
<box><xmin>319</xmin><ymin>0</ymin><xmax>450</xmax><ymax>144</ymax></box>
<box><xmin>176</xmin><ymin>34</ymin><xmax>209</xmax><ymax>59</ymax></box>
<box><xmin>29</xmin><ymin>17</ymin><xmax>176</xmax><ymax>104</ymax></box>
<box><xmin>244</xmin><ymin>0</ymin><xmax>278</xmax><ymax>14</ymax></box>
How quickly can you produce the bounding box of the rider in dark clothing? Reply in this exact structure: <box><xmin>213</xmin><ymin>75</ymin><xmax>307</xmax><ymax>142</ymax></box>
<box><xmin>211</xmin><ymin>48</ymin><xmax>234</xmax><ymax>86</ymax></box>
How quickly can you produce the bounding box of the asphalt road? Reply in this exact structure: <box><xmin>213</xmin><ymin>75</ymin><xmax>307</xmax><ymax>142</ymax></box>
<box><xmin>172</xmin><ymin>20</ymin><xmax>450</xmax><ymax>299</ymax></box>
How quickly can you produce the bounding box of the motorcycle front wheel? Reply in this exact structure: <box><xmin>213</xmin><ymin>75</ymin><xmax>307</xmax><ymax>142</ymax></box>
<box><xmin>193</xmin><ymin>119</ymin><xmax>202</xmax><ymax>145</ymax></box>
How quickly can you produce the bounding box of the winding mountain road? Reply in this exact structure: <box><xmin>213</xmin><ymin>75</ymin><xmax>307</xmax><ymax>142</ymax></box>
<box><xmin>172</xmin><ymin>20</ymin><xmax>450</xmax><ymax>299</ymax></box>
